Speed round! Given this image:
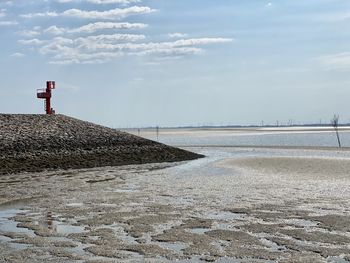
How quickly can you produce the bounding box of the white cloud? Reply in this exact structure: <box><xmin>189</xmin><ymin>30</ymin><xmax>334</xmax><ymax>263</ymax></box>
<box><xmin>44</xmin><ymin>22</ymin><xmax>147</xmax><ymax>35</ymax></box>
<box><xmin>22</xmin><ymin>6</ymin><xmax>156</xmax><ymax>20</ymax></box>
<box><xmin>139</xmin><ymin>47</ymin><xmax>204</xmax><ymax>57</ymax></box>
<box><xmin>18</xmin><ymin>30</ymin><xmax>41</xmax><ymax>37</ymax></box>
<box><xmin>168</xmin><ymin>33</ymin><xmax>188</xmax><ymax>38</ymax></box>
<box><xmin>10</xmin><ymin>52</ymin><xmax>25</xmax><ymax>57</ymax></box>
<box><xmin>63</xmin><ymin>6</ymin><xmax>155</xmax><ymax>20</ymax></box>
<box><xmin>18</xmin><ymin>38</ymin><xmax>45</xmax><ymax>45</ymax></box>
<box><xmin>44</xmin><ymin>25</ymin><xmax>66</xmax><ymax>35</ymax></box>
<box><xmin>21</xmin><ymin>12</ymin><xmax>58</xmax><ymax>18</ymax></box>
<box><xmin>171</xmin><ymin>38</ymin><xmax>233</xmax><ymax>46</ymax></box>
<box><xmin>39</xmin><ymin>34</ymin><xmax>145</xmax><ymax>55</ymax></box>
<box><xmin>317</xmin><ymin>52</ymin><xmax>350</xmax><ymax>71</ymax></box>
<box><xmin>68</xmin><ymin>22</ymin><xmax>147</xmax><ymax>33</ymax></box>
<box><xmin>52</xmin><ymin>37</ymin><xmax>232</xmax><ymax>53</ymax></box>
<box><xmin>49</xmin><ymin>47</ymin><xmax>203</xmax><ymax>64</ymax></box>
<box><xmin>266</xmin><ymin>2</ymin><xmax>272</xmax><ymax>7</ymax></box>
<box><xmin>76</xmin><ymin>33</ymin><xmax>145</xmax><ymax>43</ymax></box>
<box><xmin>0</xmin><ymin>20</ymin><xmax>18</xmax><ymax>26</ymax></box>
<box><xmin>38</xmin><ymin>36</ymin><xmax>233</xmax><ymax>64</ymax></box>
<box><xmin>15</xmin><ymin>2</ymin><xmax>232</xmax><ymax>65</ymax></box>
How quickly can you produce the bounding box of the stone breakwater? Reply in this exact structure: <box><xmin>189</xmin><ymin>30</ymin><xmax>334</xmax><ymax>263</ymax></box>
<box><xmin>0</xmin><ymin>114</ymin><xmax>203</xmax><ymax>175</ymax></box>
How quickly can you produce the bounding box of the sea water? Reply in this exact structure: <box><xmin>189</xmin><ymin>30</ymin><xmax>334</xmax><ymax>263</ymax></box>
<box><xmin>138</xmin><ymin>128</ymin><xmax>350</xmax><ymax>148</ymax></box>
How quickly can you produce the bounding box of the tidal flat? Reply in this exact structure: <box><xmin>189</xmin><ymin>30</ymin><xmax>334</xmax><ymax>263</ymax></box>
<box><xmin>1</xmin><ymin>146</ymin><xmax>350</xmax><ymax>262</ymax></box>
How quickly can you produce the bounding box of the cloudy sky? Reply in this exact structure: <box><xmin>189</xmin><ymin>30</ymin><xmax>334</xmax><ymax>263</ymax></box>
<box><xmin>0</xmin><ymin>0</ymin><xmax>350</xmax><ymax>127</ymax></box>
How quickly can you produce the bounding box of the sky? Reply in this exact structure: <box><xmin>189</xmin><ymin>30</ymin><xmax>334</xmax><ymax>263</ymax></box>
<box><xmin>0</xmin><ymin>0</ymin><xmax>350</xmax><ymax>127</ymax></box>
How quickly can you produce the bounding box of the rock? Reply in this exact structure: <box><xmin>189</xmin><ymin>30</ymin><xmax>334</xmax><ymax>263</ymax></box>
<box><xmin>0</xmin><ymin>114</ymin><xmax>203</xmax><ymax>175</ymax></box>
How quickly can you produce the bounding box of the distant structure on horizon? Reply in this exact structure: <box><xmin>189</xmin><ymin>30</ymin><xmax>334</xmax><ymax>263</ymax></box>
<box><xmin>36</xmin><ymin>81</ymin><xmax>56</xmax><ymax>115</ymax></box>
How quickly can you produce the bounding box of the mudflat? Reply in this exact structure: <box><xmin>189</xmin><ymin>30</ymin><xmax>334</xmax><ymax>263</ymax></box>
<box><xmin>0</xmin><ymin>147</ymin><xmax>350</xmax><ymax>262</ymax></box>
<box><xmin>223</xmin><ymin>156</ymin><xmax>350</xmax><ymax>180</ymax></box>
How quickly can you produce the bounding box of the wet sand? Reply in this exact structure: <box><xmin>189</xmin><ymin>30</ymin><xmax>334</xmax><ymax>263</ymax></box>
<box><xmin>223</xmin><ymin>156</ymin><xmax>350</xmax><ymax>180</ymax></box>
<box><xmin>0</xmin><ymin>147</ymin><xmax>350</xmax><ymax>262</ymax></box>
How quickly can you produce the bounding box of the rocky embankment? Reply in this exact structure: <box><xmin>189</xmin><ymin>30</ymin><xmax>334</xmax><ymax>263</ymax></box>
<box><xmin>0</xmin><ymin>114</ymin><xmax>203</xmax><ymax>174</ymax></box>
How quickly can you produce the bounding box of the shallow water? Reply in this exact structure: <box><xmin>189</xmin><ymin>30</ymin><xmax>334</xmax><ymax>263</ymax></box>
<box><xmin>139</xmin><ymin>128</ymin><xmax>350</xmax><ymax>147</ymax></box>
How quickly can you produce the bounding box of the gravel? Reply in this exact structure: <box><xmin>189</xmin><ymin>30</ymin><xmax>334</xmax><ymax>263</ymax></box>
<box><xmin>0</xmin><ymin>114</ymin><xmax>203</xmax><ymax>174</ymax></box>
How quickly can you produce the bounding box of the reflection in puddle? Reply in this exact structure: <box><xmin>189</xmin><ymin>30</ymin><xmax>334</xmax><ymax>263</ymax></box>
<box><xmin>45</xmin><ymin>212</ymin><xmax>86</xmax><ymax>236</ymax></box>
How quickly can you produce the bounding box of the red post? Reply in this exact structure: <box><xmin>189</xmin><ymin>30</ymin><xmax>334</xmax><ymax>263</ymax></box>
<box><xmin>45</xmin><ymin>81</ymin><xmax>52</xmax><ymax>115</ymax></box>
<box><xmin>37</xmin><ymin>81</ymin><xmax>56</xmax><ymax>115</ymax></box>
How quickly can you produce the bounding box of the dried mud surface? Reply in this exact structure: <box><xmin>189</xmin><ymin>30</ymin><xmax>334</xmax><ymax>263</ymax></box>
<box><xmin>0</xmin><ymin>147</ymin><xmax>350</xmax><ymax>262</ymax></box>
<box><xmin>0</xmin><ymin>114</ymin><xmax>202</xmax><ymax>175</ymax></box>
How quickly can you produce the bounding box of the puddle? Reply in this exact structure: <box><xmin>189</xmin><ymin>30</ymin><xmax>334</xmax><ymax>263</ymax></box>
<box><xmin>0</xmin><ymin>208</ymin><xmax>34</xmax><ymax>250</ymax></box>
<box><xmin>0</xmin><ymin>209</ymin><xmax>35</xmax><ymax>237</ymax></box>
<box><xmin>55</xmin><ymin>222</ymin><xmax>86</xmax><ymax>235</ymax></box>
<box><xmin>213</xmin><ymin>222</ymin><xmax>237</xmax><ymax>231</ymax></box>
<box><xmin>37</xmin><ymin>212</ymin><xmax>88</xmax><ymax>236</ymax></box>
<box><xmin>187</xmin><ymin>228</ymin><xmax>209</xmax><ymax>234</ymax></box>
<box><xmin>259</xmin><ymin>237</ymin><xmax>286</xmax><ymax>252</ymax></box>
<box><xmin>280</xmin><ymin>218</ymin><xmax>319</xmax><ymax>228</ymax></box>
<box><xmin>327</xmin><ymin>256</ymin><xmax>350</xmax><ymax>263</ymax></box>
<box><xmin>0</xmin><ymin>209</ymin><xmax>24</xmax><ymax>222</ymax></box>
<box><xmin>3</xmin><ymin>241</ymin><xmax>30</xmax><ymax>250</ymax></box>
<box><xmin>0</xmin><ymin>235</ymin><xmax>12</xmax><ymax>243</ymax></box>
<box><xmin>157</xmin><ymin>241</ymin><xmax>187</xmax><ymax>253</ymax></box>
<box><xmin>112</xmin><ymin>224</ymin><xmax>138</xmax><ymax>244</ymax></box>
<box><xmin>205</xmin><ymin>211</ymin><xmax>245</xmax><ymax>221</ymax></box>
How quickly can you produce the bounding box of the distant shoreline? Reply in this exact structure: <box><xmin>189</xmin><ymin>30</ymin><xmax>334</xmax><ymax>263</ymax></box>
<box><xmin>123</xmin><ymin>126</ymin><xmax>350</xmax><ymax>133</ymax></box>
<box><xmin>181</xmin><ymin>145</ymin><xmax>350</xmax><ymax>151</ymax></box>
<box><xmin>122</xmin><ymin>125</ymin><xmax>350</xmax><ymax>130</ymax></box>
